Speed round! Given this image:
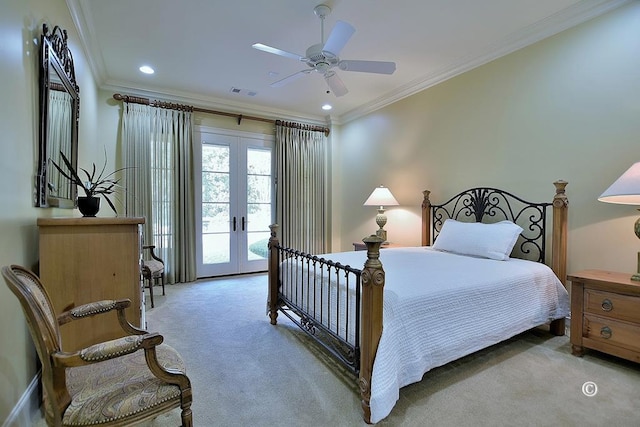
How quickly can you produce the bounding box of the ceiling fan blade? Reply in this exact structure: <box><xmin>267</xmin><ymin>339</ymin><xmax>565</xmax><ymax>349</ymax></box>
<box><xmin>322</xmin><ymin>20</ymin><xmax>355</xmax><ymax>56</ymax></box>
<box><xmin>339</xmin><ymin>60</ymin><xmax>396</xmax><ymax>74</ymax></box>
<box><xmin>324</xmin><ymin>71</ymin><xmax>348</xmax><ymax>97</ymax></box>
<box><xmin>252</xmin><ymin>43</ymin><xmax>303</xmax><ymax>61</ymax></box>
<box><xmin>270</xmin><ymin>69</ymin><xmax>311</xmax><ymax>88</ymax></box>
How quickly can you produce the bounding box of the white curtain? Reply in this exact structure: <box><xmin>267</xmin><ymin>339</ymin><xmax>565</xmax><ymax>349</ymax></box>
<box><xmin>275</xmin><ymin>122</ymin><xmax>329</xmax><ymax>254</ymax></box>
<box><xmin>121</xmin><ymin>102</ymin><xmax>196</xmax><ymax>283</ymax></box>
<box><xmin>47</xmin><ymin>90</ymin><xmax>72</xmax><ymax>199</ymax></box>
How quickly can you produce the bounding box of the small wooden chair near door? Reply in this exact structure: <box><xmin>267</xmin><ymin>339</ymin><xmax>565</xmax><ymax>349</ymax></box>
<box><xmin>142</xmin><ymin>245</ymin><xmax>165</xmax><ymax>308</ymax></box>
<box><xmin>2</xmin><ymin>264</ymin><xmax>193</xmax><ymax>427</ymax></box>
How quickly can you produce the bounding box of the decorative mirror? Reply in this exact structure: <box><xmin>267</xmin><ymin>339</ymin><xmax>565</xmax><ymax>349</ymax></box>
<box><xmin>36</xmin><ymin>24</ymin><xmax>80</xmax><ymax>208</ymax></box>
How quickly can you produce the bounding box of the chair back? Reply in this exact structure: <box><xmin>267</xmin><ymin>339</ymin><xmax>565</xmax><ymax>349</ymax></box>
<box><xmin>2</xmin><ymin>265</ymin><xmax>70</xmax><ymax>423</ymax></box>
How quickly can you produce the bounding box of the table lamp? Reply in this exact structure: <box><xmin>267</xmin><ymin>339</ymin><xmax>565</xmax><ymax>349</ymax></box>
<box><xmin>364</xmin><ymin>185</ymin><xmax>399</xmax><ymax>242</ymax></box>
<box><xmin>598</xmin><ymin>161</ymin><xmax>640</xmax><ymax>281</ymax></box>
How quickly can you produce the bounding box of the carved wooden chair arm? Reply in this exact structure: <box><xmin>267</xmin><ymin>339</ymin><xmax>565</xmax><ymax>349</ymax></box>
<box><xmin>53</xmin><ymin>332</ymin><xmax>191</xmax><ymax>392</ymax></box>
<box><xmin>143</xmin><ymin>244</ymin><xmax>164</xmax><ymax>263</ymax></box>
<box><xmin>52</xmin><ymin>333</ymin><xmax>163</xmax><ymax>367</ymax></box>
<box><xmin>57</xmin><ymin>298</ymin><xmax>147</xmax><ymax>335</ymax></box>
<box><xmin>57</xmin><ymin>299</ymin><xmax>125</xmax><ymax>325</ymax></box>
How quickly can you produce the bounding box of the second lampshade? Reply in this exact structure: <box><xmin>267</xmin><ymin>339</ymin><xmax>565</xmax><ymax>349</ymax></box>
<box><xmin>363</xmin><ymin>185</ymin><xmax>399</xmax><ymax>242</ymax></box>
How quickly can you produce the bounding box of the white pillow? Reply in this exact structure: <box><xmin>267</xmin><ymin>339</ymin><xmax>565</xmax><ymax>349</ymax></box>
<box><xmin>432</xmin><ymin>219</ymin><xmax>523</xmax><ymax>261</ymax></box>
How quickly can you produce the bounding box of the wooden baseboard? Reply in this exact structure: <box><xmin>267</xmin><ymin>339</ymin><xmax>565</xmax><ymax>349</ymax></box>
<box><xmin>2</xmin><ymin>372</ymin><xmax>40</xmax><ymax>427</ymax></box>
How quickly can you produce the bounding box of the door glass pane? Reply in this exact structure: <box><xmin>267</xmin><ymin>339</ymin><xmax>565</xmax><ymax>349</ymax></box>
<box><xmin>247</xmin><ymin>149</ymin><xmax>271</xmax><ymax>175</ymax></box>
<box><xmin>203</xmin><ymin>233</ymin><xmax>230</xmax><ymax>264</ymax></box>
<box><xmin>247</xmin><ymin>175</ymin><xmax>271</xmax><ymax>203</ymax></box>
<box><xmin>246</xmin><ymin>148</ymin><xmax>271</xmax><ymax>260</ymax></box>
<box><xmin>203</xmin><ymin>145</ymin><xmax>229</xmax><ymax>172</ymax></box>
<box><xmin>247</xmin><ymin>203</ymin><xmax>270</xmax><ymax>231</ymax></box>
<box><xmin>202</xmin><ymin>144</ymin><xmax>230</xmax><ymax>264</ymax></box>
<box><xmin>247</xmin><ymin>231</ymin><xmax>269</xmax><ymax>261</ymax></box>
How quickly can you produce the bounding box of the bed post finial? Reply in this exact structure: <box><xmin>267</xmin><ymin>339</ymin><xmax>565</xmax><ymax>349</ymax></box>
<box><xmin>359</xmin><ymin>234</ymin><xmax>385</xmax><ymax>424</ymax></box>
<box><xmin>551</xmin><ymin>180</ymin><xmax>569</xmax><ymax>336</ymax></box>
<box><xmin>267</xmin><ymin>224</ymin><xmax>280</xmax><ymax>325</ymax></box>
<box><xmin>422</xmin><ymin>190</ymin><xmax>431</xmax><ymax>246</ymax></box>
<box><xmin>553</xmin><ymin>180</ymin><xmax>568</xmax><ymax>200</ymax></box>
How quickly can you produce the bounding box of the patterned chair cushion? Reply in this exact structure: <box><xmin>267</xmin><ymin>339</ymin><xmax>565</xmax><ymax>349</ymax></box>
<box><xmin>63</xmin><ymin>344</ymin><xmax>185</xmax><ymax>425</ymax></box>
<box><xmin>143</xmin><ymin>260</ymin><xmax>164</xmax><ymax>276</ymax></box>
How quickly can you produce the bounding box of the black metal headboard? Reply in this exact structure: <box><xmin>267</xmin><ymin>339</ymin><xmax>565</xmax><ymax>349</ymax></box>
<box><xmin>430</xmin><ymin>187</ymin><xmax>552</xmax><ymax>263</ymax></box>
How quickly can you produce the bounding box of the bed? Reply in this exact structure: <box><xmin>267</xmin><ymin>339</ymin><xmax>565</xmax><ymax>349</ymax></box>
<box><xmin>267</xmin><ymin>181</ymin><xmax>570</xmax><ymax>424</ymax></box>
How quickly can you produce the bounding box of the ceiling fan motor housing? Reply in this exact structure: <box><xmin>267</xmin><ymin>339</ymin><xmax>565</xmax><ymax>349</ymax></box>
<box><xmin>305</xmin><ymin>43</ymin><xmax>339</xmax><ymax>73</ymax></box>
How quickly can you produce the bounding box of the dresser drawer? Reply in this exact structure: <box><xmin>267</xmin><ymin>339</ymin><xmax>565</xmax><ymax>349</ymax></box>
<box><xmin>583</xmin><ymin>314</ymin><xmax>640</xmax><ymax>353</ymax></box>
<box><xmin>584</xmin><ymin>289</ymin><xmax>640</xmax><ymax>323</ymax></box>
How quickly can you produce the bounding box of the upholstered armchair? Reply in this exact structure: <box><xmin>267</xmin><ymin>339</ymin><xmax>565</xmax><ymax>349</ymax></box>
<box><xmin>142</xmin><ymin>245</ymin><xmax>166</xmax><ymax>308</ymax></box>
<box><xmin>2</xmin><ymin>265</ymin><xmax>192</xmax><ymax>427</ymax></box>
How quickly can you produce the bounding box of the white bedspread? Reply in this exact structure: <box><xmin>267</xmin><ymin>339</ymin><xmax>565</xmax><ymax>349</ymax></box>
<box><xmin>280</xmin><ymin>247</ymin><xmax>569</xmax><ymax>423</ymax></box>
<box><xmin>371</xmin><ymin>247</ymin><xmax>569</xmax><ymax>422</ymax></box>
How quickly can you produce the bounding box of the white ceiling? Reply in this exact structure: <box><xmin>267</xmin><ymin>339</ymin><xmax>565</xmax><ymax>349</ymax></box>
<box><xmin>67</xmin><ymin>0</ymin><xmax>627</xmax><ymax>124</ymax></box>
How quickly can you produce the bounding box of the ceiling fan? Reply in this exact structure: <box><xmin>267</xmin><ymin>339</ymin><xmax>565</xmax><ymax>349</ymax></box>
<box><xmin>252</xmin><ymin>3</ymin><xmax>396</xmax><ymax>97</ymax></box>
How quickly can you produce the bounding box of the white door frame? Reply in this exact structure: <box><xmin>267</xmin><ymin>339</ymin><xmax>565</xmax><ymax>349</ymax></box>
<box><xmin>194</xmin><ymin>126</ymin><xmax>274</xmax><ymax>277</ymax></box>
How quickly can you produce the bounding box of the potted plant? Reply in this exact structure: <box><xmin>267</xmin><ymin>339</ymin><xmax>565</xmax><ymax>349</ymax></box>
<box><xmin>51</xmin><ymin>150</ymin><xmax>127</xmax><ymax>217</ymax></box>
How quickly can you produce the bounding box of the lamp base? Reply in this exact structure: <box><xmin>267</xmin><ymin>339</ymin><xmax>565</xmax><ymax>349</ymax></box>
<box><xmin>375</xmin><ymin>228</ymin><xmax>387</xmax><ymax>242</ymax></box>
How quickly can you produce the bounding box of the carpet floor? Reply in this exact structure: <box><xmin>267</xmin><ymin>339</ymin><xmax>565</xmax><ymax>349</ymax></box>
<box><xmin>36</xmin><ymin>273</ymin><xmax>640</xmax><ymax>426</ymax></box>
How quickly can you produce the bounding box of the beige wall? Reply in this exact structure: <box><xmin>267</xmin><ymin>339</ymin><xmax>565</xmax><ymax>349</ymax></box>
<box><xmin>0</xmin><ymin>0</ymin><xmax>102</xmax><ymax>423</ymax></box>
<box><xmin>334</xmin><ymin>3</ymin><xmax>640</xmax><ymax>278</ymax></box>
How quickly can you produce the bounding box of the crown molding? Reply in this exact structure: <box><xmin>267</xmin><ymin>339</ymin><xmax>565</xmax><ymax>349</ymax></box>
<box><xmin>66</xmin><ymin>0</ymin><xmax>107</xmax><ymax>85</ymax></box>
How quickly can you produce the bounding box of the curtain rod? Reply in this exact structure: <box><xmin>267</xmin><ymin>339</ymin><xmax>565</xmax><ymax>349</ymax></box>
<box><xmin>112</xmin><ymin>93</ymin><xmax>330</xmax><ymax>136</ymax></box>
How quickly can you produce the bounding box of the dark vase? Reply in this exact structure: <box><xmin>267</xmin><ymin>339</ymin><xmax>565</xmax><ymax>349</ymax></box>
<box><xmin>77</xmin><ymin>196</ymin><xmax>100</xmax><ymax>217</ymax></box>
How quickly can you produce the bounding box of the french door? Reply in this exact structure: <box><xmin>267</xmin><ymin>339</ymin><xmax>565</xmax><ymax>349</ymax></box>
<box><xmin>194</xmin><ymin>127</ymin><xmax>274</xmax><ymax>277</ymax></box>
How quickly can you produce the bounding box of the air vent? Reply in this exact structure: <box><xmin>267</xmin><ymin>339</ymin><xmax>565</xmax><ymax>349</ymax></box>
<box><xmin>230</xmin><ymin>87</ymin><xmax>257</xmax><ymax>96</ymax></box>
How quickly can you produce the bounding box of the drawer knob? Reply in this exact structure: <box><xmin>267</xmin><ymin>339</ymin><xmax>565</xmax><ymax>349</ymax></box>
<box><xmin>600</xmin><ymin>326</ymin><xmax>612</xmax><ymax>339</ymax></box>
<box><xmin>601</xmin><ymin>299</ymin><xmax>613</xmax><ymax>312</ymax></box>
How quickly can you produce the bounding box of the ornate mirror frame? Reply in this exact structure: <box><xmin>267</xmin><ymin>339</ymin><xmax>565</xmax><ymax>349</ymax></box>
<box><xmin>36</xmin><ymin>24</ymin><xmax>80</xmax><ymax>208</ymax></box>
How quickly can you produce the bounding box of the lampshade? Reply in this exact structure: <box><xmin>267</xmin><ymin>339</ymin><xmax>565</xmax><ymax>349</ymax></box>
<box><xmin>598</xmin><ymin>161</ymin><xmax>640</xmax><ymax>282</ymax></box>
<box><xmin>598</xmin><ymin>162</ymin><xmax>640</xmax><ymax>205</ymax></box>
<box><xmin>363</xmin><ymin>186</ymin><xmax>399</xmax><ymax>207</ymax></box>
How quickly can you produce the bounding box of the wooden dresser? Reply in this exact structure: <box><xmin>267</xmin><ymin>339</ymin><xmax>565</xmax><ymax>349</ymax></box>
<box><xmin>568</xmin><ymin>269</ymin><xmax>640</xmax><ymax>363</ymax></box>
<box><xmin>37</xmin><ymin>217</ymin><xmax>145</xmax><ymax>352</ymax></box>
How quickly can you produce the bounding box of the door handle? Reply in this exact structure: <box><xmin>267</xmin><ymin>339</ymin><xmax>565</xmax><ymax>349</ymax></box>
<box><xmin>232</xmin><ymin>216</ymin><xmax>236</xmax><ymax>232</ymax></box>
<box><xmin>242</xmin><ymin>216</ymin><xmax>246</xmax><ymax>231</ymax></box>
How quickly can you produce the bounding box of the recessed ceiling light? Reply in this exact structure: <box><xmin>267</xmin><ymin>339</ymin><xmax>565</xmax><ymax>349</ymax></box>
<box><xmin>322</xmin><ymin>104</ymin><xmax>332</xmax><ymax>111</ymax></box>
<box><xmin>139</xmin><ymin>65</ymin><xmax>155</xmax><ymax>74</ymax></box>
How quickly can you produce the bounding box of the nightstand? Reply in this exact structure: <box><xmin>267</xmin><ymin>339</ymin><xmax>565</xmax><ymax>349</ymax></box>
<box><xmin>568</xmin><ymin>269</ymin><xmax>640</xmax><ymax>363</ymax></box>
<box><xmin>352</xmin><ymin>242</ymin><xmax>403</xmax><ymax>251</ymax></box>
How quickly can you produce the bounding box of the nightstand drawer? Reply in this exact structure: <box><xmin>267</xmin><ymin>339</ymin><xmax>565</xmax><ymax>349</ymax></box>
<box><xmin>584</xmin><ymin>289</ymin><xmax>640</xmax><ymax>323</ymax></box>
<box><xmin>583</xmin><ymin>314</ymin><xmax>640</xmax><ymax>353</ymax></box>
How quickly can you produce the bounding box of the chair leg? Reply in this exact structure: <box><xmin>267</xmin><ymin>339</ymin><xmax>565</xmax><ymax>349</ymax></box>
<box><xmin>161</xmin><ymin>272</ymin><xmax>166</xmax><ymax>296</ymax></box>
<box><xmin>181</xmin><ymin>407</ymin><xmax>193</xmax><ymax>427</ymax></box>
<box><xmin>146</xmin><ymin>277</ymin><xmax>154</xmax><ymax>308</ymax></box>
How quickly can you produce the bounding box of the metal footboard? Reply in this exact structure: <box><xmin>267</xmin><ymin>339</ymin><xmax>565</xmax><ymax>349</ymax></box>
<box><xmin>274</xmin><ymin>245</ymin><xmax>362</xmax><ymax>375</ymax></box>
